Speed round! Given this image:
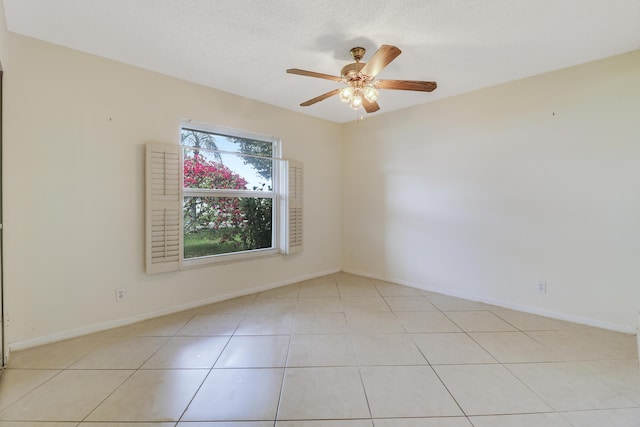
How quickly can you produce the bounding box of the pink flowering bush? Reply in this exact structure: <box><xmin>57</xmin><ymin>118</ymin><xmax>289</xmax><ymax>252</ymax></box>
<box><xmin>184</xmin><ymin>154</ymin><xmax>247</xmax><ymax>190</ymax></box>
<box><xmin>183</xmin><ymin>154</ymin><xmax>247</xmax><ymax>239</ymax></box>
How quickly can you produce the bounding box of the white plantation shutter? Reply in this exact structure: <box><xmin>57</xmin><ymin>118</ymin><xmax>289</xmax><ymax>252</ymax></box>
<box><xmin>283</xmin><ymin>160</ymin><xmax>303</xmax><ymax>254</ymax></box>
<box><xmin>146</xmin><ymin>143</ymin><xmax>182</xmax><ymax>273</ymax></box>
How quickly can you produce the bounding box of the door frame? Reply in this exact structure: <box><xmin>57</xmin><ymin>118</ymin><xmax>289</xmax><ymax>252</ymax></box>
<box><xmin>0</xmin><ymin>68</ymin><xmax>4</xmax><ymax>368</ymax></box>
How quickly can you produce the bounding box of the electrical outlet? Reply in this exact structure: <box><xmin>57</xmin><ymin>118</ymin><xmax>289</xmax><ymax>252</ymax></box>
<box><xmin>537</xmin><ymin>281</ymin><xmax>547</xmax><ymax>294</ymax></box>
<box><xmin>115</xmin><ymin>288</ymin><xmax>126</xmax><ymax>302</ymax></box>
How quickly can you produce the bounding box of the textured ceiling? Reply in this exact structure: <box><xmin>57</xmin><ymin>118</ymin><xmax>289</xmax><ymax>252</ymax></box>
<box><xmin>4</xmin><ymin>0</ymin><xmax>640</xmax><ymax>123</ymax></box>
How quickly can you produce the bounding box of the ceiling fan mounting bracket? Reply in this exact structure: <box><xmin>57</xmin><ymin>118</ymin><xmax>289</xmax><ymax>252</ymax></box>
<box><xmin>349</xmin><ymin>47</ymin><xmax>366</xmax><ymax>62</ymax></box>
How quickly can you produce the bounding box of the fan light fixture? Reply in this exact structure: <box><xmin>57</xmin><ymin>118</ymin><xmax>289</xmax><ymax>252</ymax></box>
<box><xmin>340</xmin><ymin>85</ymin><xmax>378</xmax><ymax>110</ymax></box>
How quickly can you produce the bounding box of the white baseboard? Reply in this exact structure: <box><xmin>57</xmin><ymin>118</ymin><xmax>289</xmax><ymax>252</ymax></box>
<box><xmin>343</xmin><ymin>268</ymin><xmax>637</xmax><ymax>335</ymax></box>
<box><xmin>8</xmin><ymin>266</ymin><xmax>635</xmax><ymax>363</ymax></box>
<box><xmin>7</xmin><ymin>267</ymin><xmax>341</xmax><ymax>355</ymax></box>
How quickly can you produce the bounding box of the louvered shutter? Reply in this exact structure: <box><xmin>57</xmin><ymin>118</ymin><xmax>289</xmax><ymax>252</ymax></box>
<box><xmin>283</xmin><ymin>160</ymin><xmax>303</xmax><ymax>254</ymax></box>
<box><xmin>145</xmin><ymin>143</ymin><xmax>182</xmax><ymax>273</ymax></box>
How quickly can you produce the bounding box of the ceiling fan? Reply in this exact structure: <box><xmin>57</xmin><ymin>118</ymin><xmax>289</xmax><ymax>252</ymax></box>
<box><xmin>286</xmin><ymin>45</ymin><xmax>437</xmax><ymax>113</ymax></box>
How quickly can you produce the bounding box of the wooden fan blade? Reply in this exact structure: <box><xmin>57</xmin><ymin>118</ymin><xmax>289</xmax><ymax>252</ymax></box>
<box><xmin>376</xmin><ymin>79</ymin><xmax>437</xmax><ymax>92</ymax></box>
<box><xmin>360</xmin><ymin>45</ymin><xmax>401</xmax><ymax>78</ymax></box>
<box><xmin>300</xmin><ymin>89</ymin><xmax>341</xmax><ymax>106</ymax></box>
<box><xmin>363</xmin><ymin>99</ymin><xmax>380</xmax><ymax>113</ymax></box>
<box><xmin>287</xmin><ymin>68</ymin><xmax>343</xmax><ymax>82</ymax></box>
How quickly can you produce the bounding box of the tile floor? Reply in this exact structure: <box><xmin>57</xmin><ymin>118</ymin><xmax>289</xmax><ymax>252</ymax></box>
<box><xmin>0</xmin><ymin>272</ymin><xmax>639</xmax><ymax>426</ymax></box>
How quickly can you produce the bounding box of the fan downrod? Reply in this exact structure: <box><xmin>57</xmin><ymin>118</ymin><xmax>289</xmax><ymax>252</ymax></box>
<box><xmin>342</xmin><ymin>47</ymin><xmax>367</xmax><ymax>80</ymax></box>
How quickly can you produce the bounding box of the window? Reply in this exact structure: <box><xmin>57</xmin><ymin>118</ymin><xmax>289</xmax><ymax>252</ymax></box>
<box><xmin>145</xmin><ymin>123</ymin><xmax>302</xmax><ymax>273</ymax></box>
<box><xmin>182</xmin><ymin>125</ymin><xmax>278</xmax><ymax>264</ymax></box>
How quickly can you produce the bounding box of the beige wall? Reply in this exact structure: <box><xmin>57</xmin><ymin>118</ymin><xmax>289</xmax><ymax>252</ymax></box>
<box><xmin>1</xmin><ymin>4</ymin><xmax>638</xmax><ymax>351</ymax></box>
<box><xmin>1</xmin><ymin>31</ymin><xmax>343</xmax><ymax>349</ymax></box>
<box><xmin>342</xmin><ymin>50</ymin><xmax>640</xmax><ymax>332</ymax></box>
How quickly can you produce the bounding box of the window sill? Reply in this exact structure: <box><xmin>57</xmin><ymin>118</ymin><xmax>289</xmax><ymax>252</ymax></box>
<box><xmin>181</xmin><ymin>247</ymin><xmax>281</xmax><ymax>269</ymax></box>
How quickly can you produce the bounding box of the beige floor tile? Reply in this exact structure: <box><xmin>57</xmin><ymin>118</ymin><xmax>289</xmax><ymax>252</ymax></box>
<box><xmin>561</xmin><ymin>408</ymin><xmax>640</xmax><ymax>427</ymax></box>
<box><xmin>0</xmin><ymin>369</ymin><xmax>60</xmax><ymax>411</ymax></box>
<box><xmin>619</xmin><ymin>387</ymin><xmax>640</xmax><ymax>405</ymax></box>
<box><xmin>469</xmin><ymin>331</ymin><xmax>563</xmax><ymax>363</ymax></box>
<box><xmin>303</xmin><ymin>275</ymin><xmax>339</xmax><ymax>285</ymax></box>
<box><xmin>588</xmin><ymin>359</ymin><xmax>640</xmax><ymax>405</ymax></box>
<box><xmin>360</xmin><ymin>366</ymin><xmax>462</xmax><ymax>418</ymax></box>
<box><xmin>506</xmin><ymin>362</ymin><xmax>637</xmax><ymax>411</ymax></box>
<box><xmin>412</xmin><ymin>333</ymin><xmax>496</xmax><ymax>365</ymax></box>
<box><xmin>383</xmin><ymin>296</ymin><xmax>437</xmax><ymax>312</ymax></box>
<box><xmin>335</xmin><ymin>273</ymin><xmax>372</xmax><ymax>285</ymax></box>
<box><xmin>338</xmin><ymin>283</ymin><xmax>380</xmax><ymax>297</ymax></box>
<box><xmin>5</xmin><ymin>274</ymin><xmax>639</xmax><ymax>426</ymax></box>
<box><xmin>87</xmin><ymin>369</ymin><xmax>208</xmax><ymax>422</ymax></box>
<box><xmin>351</xmin><ymin>334</ymin><xmax>427</xmax><ymax>366</ymax></box>
<box><xmin>0</xmin><ymin>423</ymin><xmax>77</xmax><ymax>427</ymax></box>
<box><xmin>296</xmin><ymin>297</ymin><xmax>343</xmax><ymax>312</ymax></box>
<box><xmin>102</xmin><ymin>313</ymin><xmax>194</xmax><ymax>337</ymax></box>
<box><xmin>182</xmin><ymin>368</ymin><xmax>283</xmax><ymax>421</ymax></box>
<box><xmin>194</xmin><ymin>295</ymin><xmax>257</xmax><ymax>315</ymax></box>
<box><xmin>434</xmin><ymin>364</ymin><xmax>551</xmax><ymax>415</ymax></box>
<box><xmin>469</xmin><ymin>413</ymin><xmax>572</xmax><ymax>427</ymax></box>
<box><xmin>257</xmin><ymin>283</ymin><xmax>300</xmax><ymax>298</ymax></box>
<box><xmin>0</xmin><ymin>370</ymin><xmax>133</xmax><ymax>421</ymax></box>
<box><xmin>526</xmin><ymin>329</ymin><xmax>637</xmax><ymax>360</ymax></box>
<box><xmin>293</xmin><ymin>312</ymin><xmax>349</xmax><ymax>334</ymax></box>
<box><xmin>141</xmin><ymin>336</ymin><xmax>229</xmax><ymax>369</ymax></box>
<box><xmin>589</xmin><ymin>358</ymin><xmax>640</xmax><ymax>378</ymax></box>
<box><xmin>177</xmin><ymin>314</ymin><xmax>244</xmax><ymax>336</ymax></box>
<box><xmin>491</xmin><ymin>309</ymin><xmax>576</xmax><ymax>331</ymax></box>
<box><xmin>247</xmin><ymin>298</ymin><xmax>298</xmax><ymax>314</ymax></box>
<box><xmin>7</xmin><ymin>336</ymin><xmax>106</xmax><ymax>369</ymax></box>
<box><xmin>425</xmin><ymin>295</ymin><xmax>495</xmax><ymax>311</ymax></box>
<box><xmin>395</xmin><ymin>311</ymin><xmax>462</xmax><ymax>333</ymax></box>
<box><xmin>299</xmin><ymin>280</ymin><xmax>339</xmax><ymax>297</ymax></box>
<box><xmin>278</xmin><ymin>367</ymin><xmax>370</xmax><ymax>420</ymax></box>
<box><xmin>179</xmin><ymin>423</ymin><xmax>273</xmax><ymax>427</ymax></box>
<box><xmin>215</xmin><ymin>335</ymin><xmax>290</xmax><ymax>368</ymax></box>
<box><xmin>278</xmin><ymin>422</ymin><xmax>373</xmax><ymax>427</ymax></box>
<box><xmin>287</xmin><ymin>334</ymin><xmax>356</xmax><ymax>367</ymax></box>
<box><xmin>444</xmin><ymin>311</ymin><xmax>517</xmax><ymax>332</ymax></box>
<box><xmin>235</xmin><ymin>313</ymin><xmax>295</xmax><ymax>335</ymax></box>
<box><xmin>419</xmin><ymin>289</ymin><xmax>446</xmax><ymax>299</ymax></box>
<box><xmin>180</xmin><ymin>423</ymin><xmax>273</xmax><ymax>427</ymax></box>
<box><xmin>524</xmin><ymin>331</ymin><xmax>580</xmax><ymax>359</ymax></box>
<box><xmin>341</xmin><ymin>296</ymin><xmax>391</xmax><ymax>312</ymax></box>
<box><xmin>373</xmin><ymin>418</ymin><xmax>472</xmax><ymax>427</ymax></box>
<box><xmin>372</xmin><ymin>280</ymin><xmax>422</xmax><ymax>296</ymax></box>
<box><xmin>80</xmin><ymin>423</ymin><xmax>175</xmax><ymax>427</ymax></box>
<box><xmin>70</xmin><ymin>336</ymin><xmax>168</xmax><ymax>369</ymax></box>
<box><xmin>346</xmin><ymin>312</ymin><xmax>405</xmax><ymax>334</ymax></box>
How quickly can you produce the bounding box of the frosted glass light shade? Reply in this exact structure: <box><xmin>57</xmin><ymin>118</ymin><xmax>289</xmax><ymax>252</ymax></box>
<box><xmin>350</xmin><ymin>94</ymin><xmax>363</xmax><ymax>110</ymax></box>
<box><xmin>363</xmin><ymin>86</ymin><xmax>379</xmax><ymax>102</ymax></box>
<box><xmin>339</xmin><ymin>87</ymin><xmax>355</xmax><ymax>103</ymax></box>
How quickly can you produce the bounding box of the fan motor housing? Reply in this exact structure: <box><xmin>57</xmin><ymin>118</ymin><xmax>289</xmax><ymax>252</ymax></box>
<box><xmin>341</xmin><ymin>62</ymin><xmax>365</xmax><ymax>81</ymax></box>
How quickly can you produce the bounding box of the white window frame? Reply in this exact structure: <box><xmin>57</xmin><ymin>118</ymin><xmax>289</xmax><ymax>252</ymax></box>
<box><xmin>181</xmin><ymin>121</ymin><xmax>282</xmax><ymax>268</ymax></box>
